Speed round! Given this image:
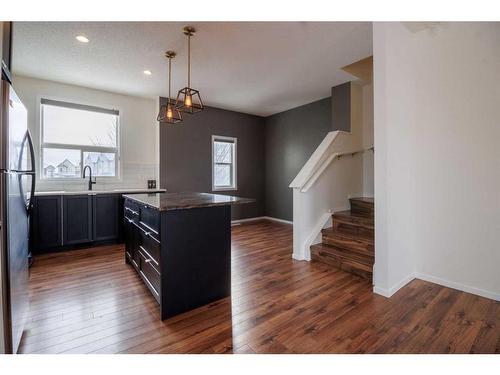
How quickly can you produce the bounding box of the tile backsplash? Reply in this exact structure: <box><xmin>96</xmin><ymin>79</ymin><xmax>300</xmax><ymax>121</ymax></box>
<box><xmin>36</xmin><ymin>162</ymin><xmax>159</xmax><ymax>192</ymax></box>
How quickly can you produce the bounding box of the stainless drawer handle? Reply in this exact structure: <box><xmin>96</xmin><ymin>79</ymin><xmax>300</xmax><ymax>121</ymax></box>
<box><xmin>125</xmin><ymin>207</ymin><xmax>139</xmax><ymax>215</ymax></box>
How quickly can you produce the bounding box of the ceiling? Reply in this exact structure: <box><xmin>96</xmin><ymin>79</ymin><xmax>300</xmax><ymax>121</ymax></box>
<box><xmin>12</xmin><ymin>22</ymin><xmax>372</xmax><ymax>117</ymax></box>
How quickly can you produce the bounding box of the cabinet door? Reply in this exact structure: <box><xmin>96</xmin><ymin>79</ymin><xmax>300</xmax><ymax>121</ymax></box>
<box><xmin>63</xmin><ymin>195</ymin><xmax>92</xmax><ymax>245</ymax></box>
<box><xmin>124</xmin><ymin>218</ymin><xmax>140</xmax><ymax>268</ymax></box>
<box><xmin>32</xmin><ymin>196</ymin><xmax>62</xmax><ymax>253</ymax></box>
<box><xmin>93</xmin><ymin>194</ymin><xmax>120</xmax><ymax>241</ymax></box>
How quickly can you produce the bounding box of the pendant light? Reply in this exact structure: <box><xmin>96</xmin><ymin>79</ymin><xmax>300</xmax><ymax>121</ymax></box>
<box><xmin>176</xmin><ymin>26</ymin><xmax>204</xmax><ymax>114</ymax></box>
<box><xmin>157</xmin><ymin>51</ymin><xmax>183</xmax><ymax>124</ymax></box>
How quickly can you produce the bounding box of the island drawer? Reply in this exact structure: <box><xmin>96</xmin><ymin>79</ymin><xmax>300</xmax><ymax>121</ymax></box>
<box><xmin>139</xmin><ymin>204</ymin><xmax>160</xmax><ymax>236</ymax></box>
<box><xmin>139</xmin><ymin>249</ymin><xmax>160</xmax><ymax>299</ymax></box>
<box><xmin>124</xmin><ymin>199</ymin><xmax>140</xmax><ymax>222</ymax></box>
<box><xmin>138</xmin><ymin>229</ymin><xmax>160</xmax><ymax>264</ymax></box>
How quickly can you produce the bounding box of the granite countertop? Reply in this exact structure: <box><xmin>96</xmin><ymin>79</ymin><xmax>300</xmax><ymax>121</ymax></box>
<box><xmin>34</xmin><ymin>188</ymin><xmax>166</xmax><ymax>196</ymax></box>
<box><xmin>122</xmin><ymin>192</ymin><xmax>254</xmax><ymax>211</ymax></box>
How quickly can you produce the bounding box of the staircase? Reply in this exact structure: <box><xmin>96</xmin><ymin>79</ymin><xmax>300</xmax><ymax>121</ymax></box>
<box><xmin>310</xmin><ymin>197</ymin><xmax>374</xmax><ymax>280</ymax></box>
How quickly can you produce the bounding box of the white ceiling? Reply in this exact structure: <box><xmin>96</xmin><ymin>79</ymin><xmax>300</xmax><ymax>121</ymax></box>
<box><xmin>12</xmin><ymin>22</ymin><xmax>372</xmax><ymax>116</ymax></box>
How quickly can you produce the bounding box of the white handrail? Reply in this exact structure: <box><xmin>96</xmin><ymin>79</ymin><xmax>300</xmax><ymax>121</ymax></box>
<box><xmin>300</xmin><ymin>146</ymin><xmax>374</xmax><ymax>192</ymax></box>
<box><xmin>289</xmin><ymin>131</ymin><xmax>340</xmax><ymax>189</ymax></box>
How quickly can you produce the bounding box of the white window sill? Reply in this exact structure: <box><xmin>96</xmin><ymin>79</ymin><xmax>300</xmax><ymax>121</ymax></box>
<box><xmin>212</xmin><ymin>187</ymin><xmax>238</xmax><ymax>192</ymax></box>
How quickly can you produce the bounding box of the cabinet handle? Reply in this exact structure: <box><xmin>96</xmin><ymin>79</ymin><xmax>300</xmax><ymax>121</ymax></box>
<box><xmin>125</xmin><ymin>207</ymin><xmax>139</xmax><ymax>215</ymax></box>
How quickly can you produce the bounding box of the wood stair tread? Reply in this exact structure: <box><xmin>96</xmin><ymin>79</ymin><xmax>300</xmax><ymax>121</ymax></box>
<box><xmin>349</xmin><ymin>197</ymin><xmax>374</xmax><ymax>204</ymax></box>
<box><xmin>310</xmin><ymin>244</ymin><xmax>373</xmax><ymax>280</ymax></box>
<box><xmin>321</xmin><ymin>227</ymin><xmax>374</xmax><ymax>258</ymax></box>
<box><xmin>332</xmin><ymin>210</ymin><xmax>374</xmax><ymax>227</ymax></box>
<box><xmin>349</xmin><ymin>197</ymin><xmax>374</xmax><ymax>216</ymax></box>
<box><xmin>311</xmin><ymin>244</ymin><xmax>374</xmax><ymax>266</ymax></box>
<box><xmin>322</xmin><ymin>227</ymin><xmax>374</xmax><ymax>245</ymax></box>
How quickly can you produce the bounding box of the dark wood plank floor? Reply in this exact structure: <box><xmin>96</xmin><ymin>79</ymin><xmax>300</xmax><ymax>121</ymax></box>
<box><xmin>19</xmin><ymin>221</ymin><xmax>499</xmax><ymax>354</ymax></box>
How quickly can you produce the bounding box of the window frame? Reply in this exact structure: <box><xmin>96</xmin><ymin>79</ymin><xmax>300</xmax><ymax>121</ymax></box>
<box><xmin>39</xmin><ymin>98</ymin><xmax>121</xmax><ymax>181</ymax></box>
<box><xmin>212</xmin><ymin>135</ymin><xmax>237</xmax><ymax>192</ymax></box>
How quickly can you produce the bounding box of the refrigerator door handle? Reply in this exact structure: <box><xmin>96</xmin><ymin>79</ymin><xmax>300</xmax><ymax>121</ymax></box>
<box><xmin>18</xmin><ymin>129</ymin><xmax>36</xmax><ymax>211</ymax></box>
<box><xmin>25</xmin><ymin>129</ymin><xmax>36</xmax><ymax>175</ymax></box>
<box><xmin>25</xmin><ymin>129</ymin><xmax>36</xmax><ymax>212</ymax></box>
<box><xmin>27</xmin><ymin>170</ymin><xmax>36</xmax><ymax>212</ymax></box>
<box><xmin>18</xmin><ymin>129</ymin><xmax>36</xmax><ymax>174</ymax></box>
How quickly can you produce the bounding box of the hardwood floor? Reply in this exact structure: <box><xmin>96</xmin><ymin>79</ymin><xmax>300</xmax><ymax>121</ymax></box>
<box><xmin>19</xmin><ymin>220</ymin><xmax>499</xmax><ymax>354</ymax></box>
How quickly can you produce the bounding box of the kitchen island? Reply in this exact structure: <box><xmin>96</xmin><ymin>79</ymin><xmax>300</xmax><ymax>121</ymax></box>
<box><xmin>122</xmin><ymin>192</ymin><xmax>253</xmax><ymax>320</ymax></box>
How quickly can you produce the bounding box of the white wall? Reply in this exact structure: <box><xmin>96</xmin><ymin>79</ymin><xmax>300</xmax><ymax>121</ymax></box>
<box><xmin>361</xmin><ymin>82</ymin><xmax>374</xmax><ymax>197</ymax></box>
<box><xmin>373</xmin><ymin>22</ymin><xmax>500</xmax><ymax>300</ymax></box>
<box><xmin>12</xmin><ymin>75</ymin><xmax>159</xmax><ymax>191</ymax></box>
<box><xmin>373</xmin><ymin>22</ymin><xmax>418</xmax><ymax>296</ymax></box>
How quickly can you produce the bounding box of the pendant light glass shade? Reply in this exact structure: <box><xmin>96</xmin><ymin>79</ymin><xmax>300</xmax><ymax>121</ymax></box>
<box><xmin>176</xmin><ymin>26</ymin><xmax>204</xmax><ymax>114</ymax></box>
<box><xmin>157</xmin><ymin>51</ymin><xmax>183</xmax><ymax>124</ymax></box>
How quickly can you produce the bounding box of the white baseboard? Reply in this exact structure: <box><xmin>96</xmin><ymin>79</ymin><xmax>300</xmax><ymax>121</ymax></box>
<box><xmin>231</xmin><ymin>216</ymin><xmax>292</xmax><ymax>226</ymax></box>
<box><xmin>415</xmin><ymin>272</ymin><xmax>500</xmax><ymax>302</ymax></box>
<box><xmin>262</xmin><ymin>216</ymin><xmax>293</xmax><ymax>225</ymax></box>
<box><xmin>373</xmin><ymin>273</ymin><xmax>416</xmax><ymax>298</ymax></box>
<box><xmin>373</xmin><ymin>272</ymin><xmax>499</xmax><ymax>302</ymax></box>
<box><xmin>231</xmin><ymin>216</ymin><xmax>266</xmax><ymax>225</ymax></box>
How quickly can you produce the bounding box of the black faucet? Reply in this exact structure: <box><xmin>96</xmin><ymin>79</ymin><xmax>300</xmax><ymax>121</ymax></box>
<box><xmin>83</xmin><ymin>166</ymin><xmax>96</xmax><ymax>190</ymax></box>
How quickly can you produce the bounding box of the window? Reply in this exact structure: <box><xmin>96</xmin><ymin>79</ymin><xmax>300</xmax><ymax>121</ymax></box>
<box><xmin>212</xmin><ymin>135</ymin><xmax>237</xmax><ymax>191</ymax></box>
<box><xmin>40</xmin><ymin>99</ymin><xmax>119</xmax><ymax>179</ymax></box>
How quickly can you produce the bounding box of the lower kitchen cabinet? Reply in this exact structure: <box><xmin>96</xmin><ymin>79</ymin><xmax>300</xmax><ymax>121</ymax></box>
<box><xmin>93</xmin><ymin>194</ymin><xmax>121</xmax><ymax>241</ymax></box>
<box><xmin>63</xmin><ymin>195</ymin><xmax>93</xmax><ymax>245</ymax></box>
<box><xmin>32</xmin><ymin>195</ymin><xmax>62</xmax><ymax>253</ymax></box>
<box><xmin>31</xmin><ymin>193</ymin><xmax>123</xmax><ymax>253</ymax></box>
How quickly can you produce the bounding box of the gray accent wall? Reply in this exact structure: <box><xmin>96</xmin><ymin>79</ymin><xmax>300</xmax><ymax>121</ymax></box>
<box><xmin>264</xmin><ymin>97</ymin><xmax>332</xmax><ymax>221</ymax></box>
<box><xmin>331</xmin><ymin>81</ymin><xmax>351</xmax><ymax>132</ymax></box>
<box><xmin>159</xmin><ymin>98</ymin><xmax>265</xmax><ymax>220</ymax></box>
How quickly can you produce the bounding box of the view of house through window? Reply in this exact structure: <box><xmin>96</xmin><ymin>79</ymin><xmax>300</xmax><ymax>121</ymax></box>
<box><xmin>41</xmin><ymin>99</ymin><xmax>119</xmax><ymax>178</ymax></box>
<box><xmin>212</xmin><ymin>135</ymin><xmax>237</xmax><ymax>190</ymax></box>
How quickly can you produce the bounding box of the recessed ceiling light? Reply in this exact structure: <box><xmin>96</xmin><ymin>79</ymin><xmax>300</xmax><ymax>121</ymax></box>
<box><xmin>143</xmin><ymin>70</ymin><xmax>152</xmax><ymax>76</ymax></box>
<box><xmin>76</xmin><ymin>35</ymin><xmax>89</xmax><ymax>43</ymax></box>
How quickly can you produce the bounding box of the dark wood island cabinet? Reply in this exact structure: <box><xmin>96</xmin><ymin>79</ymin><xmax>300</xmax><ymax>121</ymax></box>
<box><xmin>122</xmin><ymin>192</ymin><xmax>252</xmax><ymax>320</ymax></box>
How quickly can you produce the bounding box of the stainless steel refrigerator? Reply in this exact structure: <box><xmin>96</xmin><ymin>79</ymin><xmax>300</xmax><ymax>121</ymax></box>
<box><xmin>0</xmin><ymin>69</ymin><xmax>35</xmax><ymax>353</ymax></box>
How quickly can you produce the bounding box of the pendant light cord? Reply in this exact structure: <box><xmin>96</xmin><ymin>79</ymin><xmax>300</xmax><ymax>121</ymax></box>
<box><xmin>187</xmin><ymin>33</ymin><xmax>191</xmax><ymax>88</ymax></box>
<box><xmin>168</xmin><ymin>56</ymin><xmax>172</xmax><ymax>104</ymax></box>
